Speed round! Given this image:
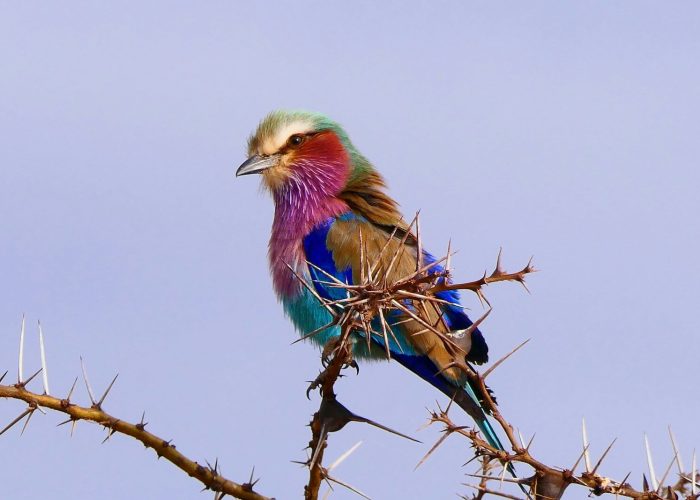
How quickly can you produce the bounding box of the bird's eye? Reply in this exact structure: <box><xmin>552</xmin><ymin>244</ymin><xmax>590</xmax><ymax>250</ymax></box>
<box><xmin>288</xmin><ymin>134</ymin><xmax>305</xmax><ymax>147</ymax></box>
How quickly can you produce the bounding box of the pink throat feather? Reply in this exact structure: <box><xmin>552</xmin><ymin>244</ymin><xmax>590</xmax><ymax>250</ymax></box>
<box><xmin>267</xmin><ymin>133</ymin><xmax>350</xmax><ymax>297</ymax></box>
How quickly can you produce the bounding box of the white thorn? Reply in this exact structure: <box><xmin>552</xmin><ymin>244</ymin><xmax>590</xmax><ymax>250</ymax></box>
<box><xmin>582</xmin><ymin>418</ymin><xmax>592</xmax><ymax>473</ymax></box>
<box><xmin>692</xmin><ymin>449</ymin><xmax>697</xmax><ymax>496</ymax></box>
<box><xmin>38</xmin><ymin>321</ymin><xmax>50</xmax><ymax>395</ymax></box>
<box><xmin>328</xmin><ymin>441</ymin><xmax>362</xmax><ymax>472</ymax></box>
<box><xmin>668</xmin><ymin>426</ymin><xmax>684</xmax><ymax>474</ymax></box>
<box><xmin>18</xmin><ymin>314</ymin><xmax>26</xmax><ymax>383</ymax></box>
<box><xmin>80</xmin><ymin>356</ymin><xmax>97</xmax><ymax>404</ymax></box>
<box><xmin>445</xmin><ymin>239</ymin><xmax>452</xmax><ymax>273</ymax></box>
<box><xmin>644</xmin><ymin>434</ymin><xmax>658</xmax><ymax>491</ymax></box>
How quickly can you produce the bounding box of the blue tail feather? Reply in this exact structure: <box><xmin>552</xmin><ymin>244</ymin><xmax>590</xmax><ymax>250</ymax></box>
<box><xmin>393</xmin><ymin>352</ymin><xmax>519</xmax><ymax>479</ymax></box>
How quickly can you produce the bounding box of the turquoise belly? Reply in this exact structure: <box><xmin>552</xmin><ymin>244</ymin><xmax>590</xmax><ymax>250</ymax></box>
<box><xmin>282</xmin><ymin>286</ymin><xmax>415</xmax><ymax>359</ymax></box>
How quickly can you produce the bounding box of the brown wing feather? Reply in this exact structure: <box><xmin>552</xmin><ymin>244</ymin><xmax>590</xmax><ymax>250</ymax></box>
<box><xmin>327</xmin><ymin>217</ymin><xmax>469</xmax><ymax>384</ymax></box>
<box><xmin>339</xmin><ymin>171</ymin><xmax>417</xmax><ymax>245</ymax></box>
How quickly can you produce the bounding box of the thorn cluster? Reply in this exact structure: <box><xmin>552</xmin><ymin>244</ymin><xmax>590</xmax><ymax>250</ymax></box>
<box><xmin>293</xmin><ymin>214</ymin><xmax>537</xmax><ymax>500</ymax></box>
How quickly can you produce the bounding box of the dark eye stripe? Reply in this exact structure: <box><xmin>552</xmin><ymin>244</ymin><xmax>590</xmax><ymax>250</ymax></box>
<box><xmin>282</xmin><ymin>131</ymin><xmax>321</xmax><ymax>152</ymax></box>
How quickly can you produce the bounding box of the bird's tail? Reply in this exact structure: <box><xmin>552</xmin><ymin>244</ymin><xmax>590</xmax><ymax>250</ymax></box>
<box><xmin>391</xmin><ymin>352</ymin><xmax>526</xmax><ymax>493</ymax></box>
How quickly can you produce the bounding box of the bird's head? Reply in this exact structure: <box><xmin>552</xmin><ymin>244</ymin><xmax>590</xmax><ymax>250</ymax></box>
<box><xmin>236</xmin><ymin>110</ymin><xmax>370</xmax><ymax>197</ymax></box>
<box><xmin>237</xmin><ymin>110</ymin><xmax>404</xmax><ymax>230</ymax></box>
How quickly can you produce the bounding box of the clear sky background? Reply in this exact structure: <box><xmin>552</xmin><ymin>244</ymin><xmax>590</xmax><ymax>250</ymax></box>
<box><xmin>1</xmin><ymin>2</ymin><xmax>699</xmax><ymax>499</ymax></box>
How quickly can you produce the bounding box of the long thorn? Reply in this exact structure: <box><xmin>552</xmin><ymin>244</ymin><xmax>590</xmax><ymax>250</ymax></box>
<box><xmin>286</xmin><ymin>262</ymin><xmax>337</xmax><ymax>316</ymax></box>
<box><xmin>80</xmin><ymin>357</ymin><xmax>97</xmax><ymax>405</ymax></box>
<box><xmin>328</xmin><ymin>441</ymin><xmax>362</xmax><ymax>472</ymax></box>
<box><xmin>518</xmin><ymin>429</ymin><xmax>526</xmax><ymax>449</ymax></box>
<box><xmin>466</xmin><ymin>474</ymin><xmax>524</xmax><ymax>486</ymax></box>
<box><xmin>692</xmin><ymin>449</ymin><xmax>697</xmax><ymax>495</ymax></box>
<box><xmin>308</xmin><ymin>422</ymin><xmax>328</xmax><ymax>473</ymax></box>
<box><xmin>582</xmin><ymin>418</ymin><xmax>592</xmax><ymax>473</ymax></box>
<box><xmin>390</xmin><ymin>300</ymin><xmax>444</xmax><ymax>339</ymax></box>
<box><xmin>415</xmin><ymin>213</ymin><xmax>423</xmax><ymax>273</ymax></box>
<box><xmin>56</xmin><ymin>417</ymin><xmax>73</xmax><ymax>427</ymax></box>
<box><xmin>368</xmin><ymin>226</ymin><xmax>399</xmax><ymax>276</ymax></box>
<box><xmin>353</xmin><ymin>415</ymin><xmax>420</xmax><ymax>443</ymax></box>
<box><xmin>101</xmin><ymin>428</ymin><xmax>116</xmax><ymax>444</ymax></box>
<box><xmin>38</xmin><ymin>321</ymin><xmax>50</xmax><ymax>395</ymax></box>
<box><xmin>20</xmin><ymin>409</ymin><xmax>35</xmax><ymax>436</ymax></box>
<box><xmin>358</xmin><ymin>227</ymin><xmax>366</xmax><ymax>285</ymax></box>
<box><xmin>591</xmin><ymin>438</ymin><xmax>617</xmax><ymax>475</ymax></box>
<box><xmin>415</xmin><ymin>432</ymin><xmax>451</xmax><ymax>470</ymax></box>
<box><xmin>304</xmin><ymin>260</ymin><xmax>348</xmax><ymax>288</ymax></box>
<box><xmin>570</xmin><ymin>443</ymin><xmax>590</xmax><ymax>475</ymax></box>
<box><xmin>18</xmin><ymin>314</ymin><xmax>26</xmax><ymax>383</ymax></box>
<box><xmin>0</xmin><ymin>408</ymin><xmax>33</xmax><ymax>436</ymax></box>
<box><xmin>445</xmin><ymin>239</ymin><xmax>452</xmax><ymax>274</ymax></box>
<box><xmin>526</xmin><ymin>432</ymin><xmax>536</xmax><ymax>452</ymax></box>
<box><xmin>483</xmin><ymin>338</ymin><xmax>531</xmax><ymax>378</ymax></box>
<box><xmin>370</xmin><ymin>225</ymin><xmax>399</xmax><ymax>278</ymax></box>
<box><xmin>463</xmin><ymin>483</ymin><xmax>524</xmax><ymax>500</ymax></box>
<box><xmin>23</xmin><ymin>368</ymin><xmax>43</xmax><ymax>387</ymax></box>
<box><xmin>96</xmin><ymin>373</ymin><xmax>119</xmax><ymax>407</ymax></box>
<box><xmin>374</xmin><ymin>310</ymin><xmax>391</xmax><ymax>359</ymax></box>
<box><xmin>619</xmin><ymin>471</ymin><xmax>632</xmax><ymax>488</ymax></box>
<box><xmin>645</xmin><ymin>434</ymin><xmax>658</xmax><ymax>490</ymax></box>
<box><xmin>492</xmin><ymin>247</ymin><xmax>504</xmax><ymax>276</ymax></box>
<box><xmin>385</xmin><ymin>213</ymin><xmax>418</xmax><ymax>279</ymax></box>
<box><xmin>324</xmin><ymin>474</ymin><xmax>371</xmax><ymax>500</ymax></box>
<box><xmin>66</xmin><ymin>376</ymin><xmax>78</xmax><ymax>401</ymax></box>
<box><xmin>291</xmin><ymin>320</ymin><xmax>339</xmax><ymax>345</ymax></box>
<box><xmin>668</xmin><ymin>426</ymin><xmax>684</xmax><ymax>474</ymax></box>
<box><xmin>657</xmin><ymin>450</ymin><xmax>678</xmax><ymax>492</ymax></box>
<box><xmin>394</xmin><ymin>254</ymin><xmax>450</xmax><ymax>288</ymax></box>
<box><xmin>138</xmin><ymin>411</ymin><xmax>147</xmax><ymax>429</ymax></box>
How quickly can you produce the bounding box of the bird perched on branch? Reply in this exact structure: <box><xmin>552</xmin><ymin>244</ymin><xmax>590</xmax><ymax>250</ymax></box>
<box><xmin>236</xmin><ymin>110</ymin><xmax>506</xmax><ymax>456</ymax></box>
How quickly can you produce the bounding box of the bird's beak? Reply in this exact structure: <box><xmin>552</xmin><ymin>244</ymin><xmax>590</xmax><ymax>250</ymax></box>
<box><xmin>236</xmin><ymin>154</ymin><xmax>280</xmax><ymax>177</ymax></box>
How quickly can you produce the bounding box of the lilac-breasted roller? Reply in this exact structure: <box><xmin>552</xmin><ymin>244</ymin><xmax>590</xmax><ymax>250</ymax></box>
<box><xmin>236</xmin><ymin>110</ymin><xmax>507</xmax><ymax>456</ymax></box>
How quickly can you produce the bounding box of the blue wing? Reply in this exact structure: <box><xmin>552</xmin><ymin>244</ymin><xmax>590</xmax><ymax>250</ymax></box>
<box><xmin>297</xmin><ymin>212</ymin><xmax>511</xmax><ymax>462</ymax></box>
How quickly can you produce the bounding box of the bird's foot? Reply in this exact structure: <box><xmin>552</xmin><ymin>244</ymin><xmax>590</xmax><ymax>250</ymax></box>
<box><xmin>306</xmin><ymin>338</ymin><xmax>360</xmax><ymax>398</ymax></box>
<box><xmin>306</xmin><ymin>370</ymin><xmax>328</xmax><ymax>399</ymax></box>
<box><xmin>321</xmin><ymin>337</ymin><xmax>359</xmax><ymax>374</ymax></box>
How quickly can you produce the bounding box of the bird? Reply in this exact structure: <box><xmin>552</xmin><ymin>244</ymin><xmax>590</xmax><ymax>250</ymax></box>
<box><xmin>236</xmin><ymin>110</ymin><xmax>508</xmax><ymax>461</ymax></box>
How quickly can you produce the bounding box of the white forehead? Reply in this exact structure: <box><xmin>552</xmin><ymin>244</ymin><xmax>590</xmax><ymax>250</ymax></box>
<box><xmin>259</xmin><ymin>118</ymin><xmax>315</xmax><ymax>155</ymax></box>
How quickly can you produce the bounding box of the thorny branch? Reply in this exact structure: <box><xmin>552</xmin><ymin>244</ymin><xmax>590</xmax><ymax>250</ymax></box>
<box><xmin>429</xmin><ymin>407</ymin><xmax>699</xmax><ymax>500</ymax></box>
<box><xmin>301</xmin><ymin>303</ymin><xmax>417</xmax><ymax>500</ymax></box>
<box><xmin>0</xmin><ymin>318</ymin><xmax>271</xmax><ymax>500</ymax></box>
<box><xmin>296</xmin><ymin>214</ymin><xmax>697</xmax><ymax>499</ymax></box>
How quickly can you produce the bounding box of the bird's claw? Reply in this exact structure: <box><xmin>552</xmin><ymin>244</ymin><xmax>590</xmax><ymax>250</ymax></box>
<box><xmin>308</xmin><ymin>339</ymin><xmax>360</xmax><ymax>398</ymax></box>
<box><xmin>306</xmin><ymin>371</ymin><xmax>327</xmax><ymax>399</ymax></box>
<box><xmin>321</xmin><ymin>337</ymin><xmax>342</xmax><ymax>366</ymax></box>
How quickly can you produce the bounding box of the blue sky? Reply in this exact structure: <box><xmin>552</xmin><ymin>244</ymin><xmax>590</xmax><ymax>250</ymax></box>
<box><xmin>1</xmin><ymin>2</ymin><xmax>699</xmax><ymax>499</ymax></box>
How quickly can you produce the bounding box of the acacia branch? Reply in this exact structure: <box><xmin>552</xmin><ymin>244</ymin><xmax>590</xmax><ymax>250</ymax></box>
<box><xmin>428</xmin><ymin>405</ymin><xmax>698</xmax><ymax>500</ymax></box>
<box><xmin>0</xmin><ymin>382</ymin><xmax>271</xmax><ymax>500</ymax></box>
